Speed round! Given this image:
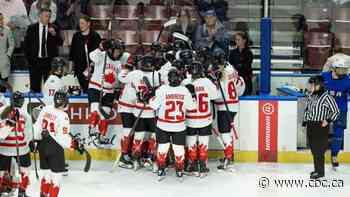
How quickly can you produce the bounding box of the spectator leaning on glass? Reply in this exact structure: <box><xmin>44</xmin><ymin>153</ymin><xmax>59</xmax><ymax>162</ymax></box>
<box><xmin>170</xmin><ymin>8</ymin><xmax>196</xmax><ymax>42</ymax></box>
<box><xmin>194</xmin><ymin>9</ymin><xmax>229</xmax><ymax>54</ymax></box>
<box><xmin>229</xmin><ymin>31</ymin><xmax>253</xmax><ymax>95</ymax></box>
<box><xmin>24</xmin><ymin>8</ymin><xmax>63</xmax><ymax>93</ymax></box>
<box><xmin>69</xmin><ymin>15</ymin><xmax>101</xmax><ymax>93</ymax></box>
<box><xmin>29</xmin><ymin>0</ymin><xmax>57</xmax><ymax>24</ymax></box>
<box><xmin>303</xmin><ymin>76</ymin><xmax>340</xmax><ymax>180</ymax></box>
<box><xmin>0</xmin><ymin>13</ymin><xmax>14</xmax><ymax>93</ymax></box>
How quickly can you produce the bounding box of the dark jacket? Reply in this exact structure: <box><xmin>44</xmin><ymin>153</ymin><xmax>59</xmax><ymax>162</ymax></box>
<box><xmin>69</xmin><ymin>30</ymin><xmax>101</xmax><ymax>73</ymax></box>
<box><xmin>24</xmin><ymin>23</ymin><xmax>63</xmax><ymax>65</ymax></box>
<box><xmin>229</xmin><ymin>47</ymin><xmax>254</xmax><ymax>95</ymax></box>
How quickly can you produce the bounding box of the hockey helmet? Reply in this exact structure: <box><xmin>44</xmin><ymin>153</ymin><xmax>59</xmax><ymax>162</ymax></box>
<box><xmin>140</xmin><ymin>56</ymin><xmax>155</xmax><ymax>72</ymax></box>
<box><xmin>168</xmin><ymin>68</ymin><xmax>182</xmax><ymax>87</ymax></box>
<box><xmin>172</xmin><ymin>59</ymin><xmax>185</xmax><ymax>72</ymax></box>
<box><xmin>54</xmin><ymin>89</ymin><xmax>69</xmax><ymax>108</ymax></box>
<box><xmin>173</xmin><ymin>39</ymin><xmax>187</xmax><ymax>51</ymax></box>
<box><xmin>189</xmin><ymin>61</ymin><xmax>204</xmax><ymax>79</ymax></box>
<box><xmin>51</xmin><ymin>57</ymin><xmax>66</xmax><ymax>77</ymax></box>
<box><xmin>212</xmin><ymin>48</ymin><xmax>227</xmax><ymax>65</ymax></box>
<box><xmin>103</xmin><ymin>39</ymin><xmax>125</xmax><ymax>61</ymax></box>
<box><xmin>179</xmin><ymin>49</ymin><xmax>193</xmax><ymax>65</ymax></box>
<box><xmin>12</xmin><ymin>91</ymin><xmax>24</xmax><ymax>108</ymax></box>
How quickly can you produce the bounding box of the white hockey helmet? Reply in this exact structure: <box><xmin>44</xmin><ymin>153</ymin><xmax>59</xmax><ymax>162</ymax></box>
<box><xmin>330</xmin><ymin>54</ymin><xmax>350</xmax><ymax>68</ymax></box>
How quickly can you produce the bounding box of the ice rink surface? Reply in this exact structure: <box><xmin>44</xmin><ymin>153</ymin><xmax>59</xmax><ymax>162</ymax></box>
<box><xmin>25</xmin><ymin>161</ymin><xmax>350</xmax><ymax>197</ymax></box>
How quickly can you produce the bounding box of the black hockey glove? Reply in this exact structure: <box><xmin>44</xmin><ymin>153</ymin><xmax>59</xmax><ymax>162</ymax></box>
<box><xmin>114</xmin><ymin>86</ymin><xmax>122</xmax><ymax>100</ymax></box>
<box><xmin>185</xmin><ymin>84</ymin><xmax>196</xmax><ymax>99</ymax></box>
<box><xmin>137</xmin><ymin>90</ymin><xmax>155</xmax><ymax>103</ymax></box>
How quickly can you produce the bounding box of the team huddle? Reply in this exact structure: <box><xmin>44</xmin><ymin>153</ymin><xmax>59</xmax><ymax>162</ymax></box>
<box><xmin>0</xmin><ymin>37</ymin><xmax>245</xmax><ymax>196</ymax></box>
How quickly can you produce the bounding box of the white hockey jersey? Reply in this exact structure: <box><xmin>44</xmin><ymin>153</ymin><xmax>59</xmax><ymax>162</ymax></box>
<box><xmin>0</xmin><ymin>108</ymin><xmax>32</xmax><ymax>156</ymax></box>
<box><xmin>34</xmin><ymin>105</ymin><xmax>72</xmax><ymax>149</ymax></box>
<box><xmin>121</xmin><ymin>70</ymin><xmax>160</xmax><ymax>118</ymax></box>
<box><xmin>149</xmin><ymin>85</ymin><xmax>196</xmax><ymax>132</ymax></box>
<box><xmin>88</xmin><ymin>49</ymin><xmax>130</xmax><ymax>93</ymax></box>
<box><xmin>43</xmin><ymin>75</ymin><xmax>65</xmax><ymax>106</ymax></box>
<box><xmin>158</xmin><ymin>61</ymin><xmax>175</xmax><ymax>85</ymax></box>
<box><xmin>214</xmin><ymin>64</ymin><xmax>245</xmax><ymax>112</ymax></box>
<box><xmin>182</xmin><ymin>77</ymin><xmax>219</xmax><ymax>128</ymax></box>
<box><xmin>117</xmin><ymin>68</ymin><xmax>137</xmax><ymax>113</ymax></box>
<box><xmin>0</xmin><ymin>93</ymin><xmax>9</xmax><ymax>114</ymax></box>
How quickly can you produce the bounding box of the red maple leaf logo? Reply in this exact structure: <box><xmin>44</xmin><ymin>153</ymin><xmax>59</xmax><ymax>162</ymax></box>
<box><xmin>104</xmin><ymin>72</ymin><xmax>116</xmax><ymax>84</ymax></box>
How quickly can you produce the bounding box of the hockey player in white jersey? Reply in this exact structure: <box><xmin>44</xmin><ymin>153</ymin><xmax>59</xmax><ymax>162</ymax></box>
<box><xmin>87</xmin><ymin>39</ymin><xmax>130</xmax><ymax>145</ymax></box>
<box><xmin>120</xmin><ymin>56</ymin><xmax>160</xmax><ymax>169</ymax></box>
<box><xmin>116</xmin><ymin>63</ymin><xmax>137</xmax><ymax>169</ymax></box>
<box><xmin>0</xmin><ymin>92</ymin><xmax>32</xmax><ymax>197</ymax></box>
<box><xmin>211</xmin><ymin>50</ymin><xmax>245</xmax><ymax>170</ymax></box>
<box><xmin>182</xmin><ymin>61</ymin><xmax>219</xmax><ymax>176</ymax></box>
<box><xmin>42</xmin><ymin>57</ymin><xmax>66</xmax><ymax>106</ymax></box>
<box><xmin>149</xmin><ymin>68</ymin><xmax>196</xmax><ymax>180</ymax></box>
<box><xmin>34</xmin><ymin>90</ymin><xmax>73</xmax><ymax>197</ymax></box>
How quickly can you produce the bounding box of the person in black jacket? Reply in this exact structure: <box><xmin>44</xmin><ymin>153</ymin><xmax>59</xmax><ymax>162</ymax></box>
<box><xmin>303</xmin><ymin>76</ymin><xmax>340</xmax><ymax>179</ymax></box>
<box><xmin>69</xmin><ymin>15</ymin><xmax>101</xmax><ymax>93</ymax></box>
<box><xmin>228</xmin><ymin>31</ymin><xmax>253</xmax><ymax>95</ymax></box>
<box><xmin>24</xmin><ymin>8</ymin><xmax>63</xmax><ymax>93</ymax></box>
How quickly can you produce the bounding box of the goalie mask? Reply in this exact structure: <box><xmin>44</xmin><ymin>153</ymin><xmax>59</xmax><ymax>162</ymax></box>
<box><xmin>54</xmin><ymin>90</ymin><xmax>69</xmax><ymax>108</ymax></box>
<box><xmin>168</xmin><ymin>69</ymin><xmax>182</xmax><ymax>87</ymax></box>
<box><xmin>12</xmin><ymin>91</ymin><xmax>24</xmax><ymax>108</ymax></box>
<box><xmin>51</xmin><ymin>57</ymin><xmax>66</xmax><ymax>78</ymax></box>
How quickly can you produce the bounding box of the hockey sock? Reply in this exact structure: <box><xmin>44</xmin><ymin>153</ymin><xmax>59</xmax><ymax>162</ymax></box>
<box><xmin>88</xmin><ymin>109</ymin><xmax>100</xmax><ymax>128</ymax></box>
<box><xmin>98</xmin><ymin>119</ymin><xmax>109</xmax><ymax>136</ymax></box>
<box><xmin>198</xmin><ymin>136</ymin><xmax>209</xmax><ymax>163</ymax></box>
<box><xmin>147</xmin><ymin>134</ymin><xmax>157</xmax><ymax>159</ymax></box>
<box><xmin>222</xmin><ymin>133</ymin><xmax>233</xmax><ymax>160</ymax></box>
<box><xmin>19</xmin><ymin>168</ymin><xmax>29</xmax><ymax>192</ymax></box>
<box><xmin>331</xmin><ymin>126</ymin><xmax>344</xmax><ymax>157</ymax></box>
<box><xmin>186</xmin><ymin>135</ymin><xmax>198</xmax><ymax>165</ymax></box>
<box><xmin>121</xmin><ymin>128</ymin><xmax>132</xmax><ymax>154</ymax></box>
<box><xmin>132</xmin><ymin>132</ymin><xmax>145</xmax><ymax>159</ymax></box>
<box><xmin>40</xmin><ymin>170</ymin><xmax>51</xmax><ymax>197</ymax></box>
<box><xmin>49</xmin><ymin>173</ymin><xmax>62</xmax><ymax>197</ymax></box>
<box><xmin>173</xmin><ymin>144</ymin><xmax>185</xmax><ymax>171</ymax></box>
<box><xmin>157</xmin><ymin>143</ymin><xmax>170</xmax><ymax>169</ymax></box>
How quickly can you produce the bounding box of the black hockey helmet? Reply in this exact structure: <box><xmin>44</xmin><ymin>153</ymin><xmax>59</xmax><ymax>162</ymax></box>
<box><xmin>189</xmin><ymin>61</ymin><xmax>204</xmax><ymax>79</ymax></box>
<box><xmin>168</xmin><ymin>68</ymin><xmax>181</xmax><ymax>87</ymax></box>
<box><xmin>173</xmin><ymin>39</ymin><xmax>187</xmax><ymax>51</ymax></box>
<box><xmin>172</xmin><ymin>59</ymin><xmax>185</xmax><ymax>72</ymax></box>
<box><xmin>12</xmin><ymin>91</ymin><xmax>24</xmax><ymax>108</ymax></box>
<box><xmin>212</xmin><ymin>48</ymin><xmax>226</xmax><ymax>65</ymax></box>
<box><xmin>51</xmin><ymin>57</ymin><xmax>66</xmax><ymax>77</ymax></box>
<box><xmin>54</xmin><ymin>89</ymin><xmax>69</xmax><ymax>108</ymax></box>
<box><xmin>179</xmin><ymin>49</ymin><xmax>193</xmax><ymax>65</ymax></box>
<box><xmin>103</xmin><ymin>39</ymin><xmax>125</xmax><ymax>61</ymax></box>
<box><xmin>140</xmin><ymin>56</ymin><xmax>155</xmax><ymax>72</ymax></box>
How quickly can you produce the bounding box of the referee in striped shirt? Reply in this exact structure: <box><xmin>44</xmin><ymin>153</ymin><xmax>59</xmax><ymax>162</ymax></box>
<box><xmin>303</xmin><ymin>75</ymin><xmax>340</xmax><ymax>179</ymax></box>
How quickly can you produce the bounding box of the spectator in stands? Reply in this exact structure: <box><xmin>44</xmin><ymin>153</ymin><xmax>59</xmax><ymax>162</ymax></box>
<box><xmin>229</xmin><ymin>31</ymin><xmax>253</xmax><ymax>95</ymax></box>
<box><xmin>57</xmin><ymin>0</ymin><xmax>78</xmax><ymax>30</ymax></box>
<box><xmin>29</xmin><ymin>0</ymin><xmax>57</xmax><ymax>24</ymax></box>
<box><xmin>0</xmin><ymin>13</ymin><xmax>14</xmax><ymax>92</ymax></box>
<box><xmin>24</xmin><ymin>8</ymin><xmax>63</xmax><ymax>93</ymax></box>
<box><xmin>194</xmin><ymin>9</ymin><xmax>229</xmax><ymax>55</ymax></box>
<box><xmin>170</xmin><ymin>8</ymin><xmax>196</xmax><ymax>42</ymax></box>
<box><xmin>69</xmin><ymin>15</ymin><xmax>101</xmax><ymax>93</ymax></box>
<box><xmin>80</xmin><ymin>0</ymin><xmax>90</xmax><ymax>15</ymax></box>
<box><xmin>196</xmin><ymin>0</ymin><xmax>228</xmax><ymax>22</ymax></box>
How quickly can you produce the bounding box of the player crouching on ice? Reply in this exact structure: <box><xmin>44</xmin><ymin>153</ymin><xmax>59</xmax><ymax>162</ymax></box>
<box><xmin>33</xmin><ymin>90</ymin><xmax>78</xmax><ymax>197</ymax></box>
<box><xmin>0</xmin><ymin>92</ymin><xmax>32</xmax><ymax>197</ymax></box>
<box><xmin>149</xmin><ymin>69</ymin><xmax>197</xmax><ymax>181</ymax></box>
<box><xmin>87</xmin><ymin>39</ymin><xmax>127</xmax><ymax>145</ymax></box>
<box><xmin>211</xmin><ymin>49</ymin><xmax>245</xmax><ymax>170</ymax></box>
<box><xmin>322</xmin><ymin>54</ymin><xmax>350</xmax><ymax>170</ymax></box>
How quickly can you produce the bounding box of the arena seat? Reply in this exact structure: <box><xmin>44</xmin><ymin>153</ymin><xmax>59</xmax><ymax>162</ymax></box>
<box><xmin>304</xmin><ymin>32</ymin><xmax>333</xmax><ymax>69</ymax></box>
<box><xmin>114</xmin><ymin>5</ymin><xmax>141</xmax><ymax>20</ymax></box>
<box><xmin>304</xmin><ymin>7</ymin><xmax>331</xmax><ymax>32</ymax></box>
<box><xmin>144</xmin><ymin>5</ymin><xmax>169</xmax><ymax>20</ymax></box>
<box><xmin>140</xmin><ymin>30</ymin><xmax>169</xmax><ymax>45</ymax></box>
<box><xmin>112</xmin><ymin>19</ymin><xmax>139</xmax><ymax>31</ymax></box>
<box><xmin>88</xmin><ymin>5</ymin><xmax>113</xmax><ymax>30</ymax></box>
<box><xmin>174</xmin><ymin>0</ymin><xmax>195</xmax><ymax>6</ymax></box>
<box><xmin>96</xmin><ymin>30</ymin><xmax>110</xmax><ymax>39</ymax></box>
<box><xmin>112</xmin><ymin>31</ymin><xmax>139</xmax><ymax>45</ymax></box>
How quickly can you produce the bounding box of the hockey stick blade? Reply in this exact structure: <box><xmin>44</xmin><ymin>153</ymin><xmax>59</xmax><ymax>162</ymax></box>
<box><xmin>163</xmin><ymin>18</ymin><xmax>177</xmax><ymax>27</ymax></box>
<box><xmin>172</xmin><ymin>32</ymin><xmax>190</xmax><ymax>42</ymax></box>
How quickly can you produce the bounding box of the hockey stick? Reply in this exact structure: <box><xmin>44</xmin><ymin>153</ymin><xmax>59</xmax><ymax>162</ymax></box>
<box><xmin>28</xmin><ymin>91</ymin><xmax>39</xmax><ymax>179</ymax></box>
<box><xmin>172</xmin><ymin>32</ymin><xmax>193</xmax><ymax>50</ymax></box>
<box><xmin>69</xmin><ymin>133</ymin><xmax>92</xmax><ymax>172</ymax></box>
<box><xmin>157</xmin><ymin>17</ymin><xmax>177</xmax><ymax>42</ymax></box>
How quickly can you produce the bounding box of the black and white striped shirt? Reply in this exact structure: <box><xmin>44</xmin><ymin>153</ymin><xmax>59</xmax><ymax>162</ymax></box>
<box><xmin>303</xmin><ymin>92</ymin><xmax>340</xmax><ymax>122</ymax></box>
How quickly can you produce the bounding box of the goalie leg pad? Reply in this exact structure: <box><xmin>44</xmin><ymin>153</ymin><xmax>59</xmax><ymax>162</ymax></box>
<box><xmin>98</xmin><ymin>119</ymin><xmax>109</xmax><ymax>136</ymax></box>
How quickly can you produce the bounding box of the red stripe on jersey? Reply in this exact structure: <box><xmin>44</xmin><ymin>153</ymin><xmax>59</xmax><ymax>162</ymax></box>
<box><xmin>118</xmin><ymin>101</ymin><xmax>135</xmax><ymax>108</ymax></box>
<box><xmin>187</xmin><ymin>109</ymin><xmax>197</xmax><ymax>113</ymax></box>
<box><xmin>0</xmin><ymin>142</ymin><xmax>27</xmax><ymax>147</ymax></box>
<box><xmin>214</xmin><ymin>100</ymin><xmax>238</xmax><ymax>105</ymax></box>
<box><xmin>158</xmin><ymin>118</ymin><xmax>185</xmax><ymax>123</ymax></box>
<box><xmin>186</xmin><ymin>113</ymin><xmax>212</xmax><ymax>119</ymax></box>
<box><xmin>135</xmin><ymin>104</ymin><xmax>153</xmax><ymax>110</ymax></box>
<box><xmin>89</xmin><ymin>80</ymin><xmax>114</xmax><ymax>90</ymax></box>
<box><xmin>5</xmin><ymin>136</ymin><xmax>25</xmax><ymax>141</ymax></box>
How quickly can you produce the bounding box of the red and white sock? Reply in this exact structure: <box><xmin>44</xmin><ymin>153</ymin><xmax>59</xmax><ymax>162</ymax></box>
<box><xmin>173</xmin><ymin>144</ymin><xmax>185</xmax><ymax>171</ymax></box>
<box><xmin>198</xmin><ymin>136</ymin><xmax>209</xmax><ymax>163</ymax></box>
<box><xmin>132</xmin><ymin>132</ymin><xmax>146</xmax><ymax>159</ymax></box>
<box><xmin>157</xmin><ymin>143</ymin><xmax>170</xmax><ymax>169</ymax></box>
<box><xmin>222</xmin><ymin>133</ymin><xmax>233</xmax><ymax>160</ymax></box>
<box><xmin>186</xmin><ymin>136</ymin><xmax>198</xmax><ymax>165</ymax></box>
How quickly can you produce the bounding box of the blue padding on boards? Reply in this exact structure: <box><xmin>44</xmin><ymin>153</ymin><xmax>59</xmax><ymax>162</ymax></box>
<box><xmin>260</xmin><ymin>17</ymin><xmax>272</xmax><ymax>95</ymax></box>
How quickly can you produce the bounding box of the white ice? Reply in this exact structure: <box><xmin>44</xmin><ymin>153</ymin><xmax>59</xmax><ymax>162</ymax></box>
<box><xmin>25</xmin><ymin>161</ymin><xmax>350</xmax><ymax>197</ymax></box>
